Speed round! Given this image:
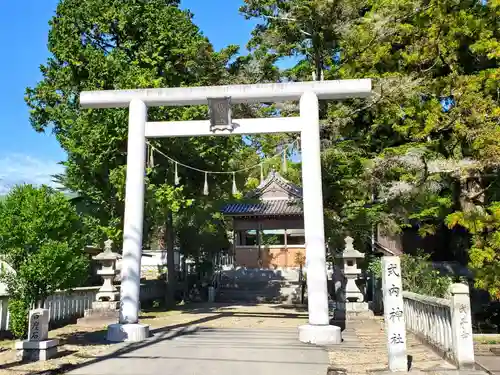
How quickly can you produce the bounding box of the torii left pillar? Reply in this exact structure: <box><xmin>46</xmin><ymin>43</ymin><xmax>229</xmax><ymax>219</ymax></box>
<box><xmin>106</xmin><ymin>98</ymin><xmax>150</xmax><ymax>342</ymax></box>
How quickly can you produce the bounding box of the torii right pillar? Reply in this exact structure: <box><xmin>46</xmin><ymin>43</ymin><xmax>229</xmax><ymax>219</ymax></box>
<box><xmin>298</xmin><ymin>91</ymin><xmax>341</xmax><ymax>345</ymax></box>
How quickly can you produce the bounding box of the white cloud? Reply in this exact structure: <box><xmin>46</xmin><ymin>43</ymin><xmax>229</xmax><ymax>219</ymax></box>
<box><xmin>0</xmin><ymin>154</ymin><xmax>64</xmax><ymax>195</ymax></box>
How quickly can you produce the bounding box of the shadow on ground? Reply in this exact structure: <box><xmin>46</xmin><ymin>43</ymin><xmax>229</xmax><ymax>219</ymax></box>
<box><xmin>0</xmin><ymin>302</ymin><xmax>310</xmax><ymax>375</ymax></box>
<box><xmin>58</xmin><ymin>329</ymin><xmax>109</xmax><ymax>346</ymax></box>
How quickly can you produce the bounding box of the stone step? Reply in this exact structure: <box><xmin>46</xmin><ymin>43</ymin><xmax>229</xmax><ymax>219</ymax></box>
<box><xmin>216</xmin><ymin>290</ymin><xmax>289</xmax><ymax>303</ymax></box>
<box><xmin>217</xmin><ymin>283</ymin><xmax>298</xmax><ymax>291</ymax></box>
<box><xmin>217</xmin><ymin>291</ymin><xmax>285</xmax><ymax>299</ymax></box>
<box><xmin>83</xmin><ymin>308</ymin><xmax>119</xmax><ymax>319</ymax></box>
<box><xmin>218</xmin><ymin>269</ymin><xmax>301</xmax><ymax>284</ymax></box>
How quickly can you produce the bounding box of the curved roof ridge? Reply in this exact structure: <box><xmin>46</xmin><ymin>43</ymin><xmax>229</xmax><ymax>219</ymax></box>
<box><xmin>246</xmin><ymin>169</ymin><xmax>302</xmax><ymax>199</ymax></box>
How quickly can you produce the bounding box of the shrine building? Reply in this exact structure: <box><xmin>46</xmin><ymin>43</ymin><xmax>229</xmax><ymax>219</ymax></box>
<box><xmin>221</xmin><ymin>170</ymin><xmax>305</xmax><ymax>269</ymax></box>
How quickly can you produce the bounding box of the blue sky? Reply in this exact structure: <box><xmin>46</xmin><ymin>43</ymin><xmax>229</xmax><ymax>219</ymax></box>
<box><xmin>0</xmin><ymin>0</ymin><xmax>283</xmax><ymax>193</ymax></box>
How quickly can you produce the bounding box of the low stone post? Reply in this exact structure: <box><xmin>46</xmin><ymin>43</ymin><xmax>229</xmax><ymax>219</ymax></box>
<box><xmin>381</xmin><ymin>256</ymin><xmax>407</xmax><ymax>372</ymax></box>
<box><xmin>449</xmin><ymin>283</ymin><xmax>475</xmax><ymax>369</ymax></box>
<box><xmin>15</xmin><ymin>308</ymin><xmax>58</xmax><ymax>361</ymax></box>
<box><xmin>208</xmin><ymin>286</ymin><xmax>215</xmax><ymax>303</ymax></box>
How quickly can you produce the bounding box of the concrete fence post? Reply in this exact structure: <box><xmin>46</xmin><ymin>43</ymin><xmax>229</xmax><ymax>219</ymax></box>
<box><xmin>208</xmin><ymin>287</ymin><xmax>215</xmax><ymax>303</ymax></box>
<box><xmin>449</xmin><ymin>283</ymin><xmax>475</xmax><ymax>369</ymax></box>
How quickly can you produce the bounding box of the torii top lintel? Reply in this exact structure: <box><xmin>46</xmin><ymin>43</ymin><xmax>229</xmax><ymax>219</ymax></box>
<box><xmin>79</xmin><ymin>79</ymin><xmax>372</xmax><ymax>109</ymax></box>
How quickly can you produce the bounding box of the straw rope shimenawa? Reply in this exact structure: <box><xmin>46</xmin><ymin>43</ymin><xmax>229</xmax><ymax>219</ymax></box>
<box><xmin>145</xmin><ymin>139</ymin><xmax>300</xmax><ymax>196</ymax></box>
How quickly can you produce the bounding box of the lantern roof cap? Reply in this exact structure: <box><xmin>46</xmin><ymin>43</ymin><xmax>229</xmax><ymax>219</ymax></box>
<box><xmin>336</xmin><ymin>236</ymin><xmax>365</xmax><ymax>259</ymax></box>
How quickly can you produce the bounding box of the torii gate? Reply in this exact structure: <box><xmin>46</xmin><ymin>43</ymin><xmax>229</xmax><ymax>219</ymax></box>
<box><xmin>79</xmin><ymin>79</ymin><xmax>372</xmax><ymax>344</ymax></box>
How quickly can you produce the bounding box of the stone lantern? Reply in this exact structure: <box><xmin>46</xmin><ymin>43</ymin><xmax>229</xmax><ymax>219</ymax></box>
<box><xmin>94</xmin><ymin>239</ymin><xmax>121</xmax><ymax>305</ymax></box>
<box><xmin>332</xmin><ymin>236</ymin><xmax>372</xmax><ymax>320</ymax></box>
<box><xmin>337</xmin><ymin>236</ymin><xmax>364</xmax><ymax>302</ymax></box>
<box><xmin>78</xmin><ymin>239</ymin><xmax>121</xmax><ymax>326</ymax></box>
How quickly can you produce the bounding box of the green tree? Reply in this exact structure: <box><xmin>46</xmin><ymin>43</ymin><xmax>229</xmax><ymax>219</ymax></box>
<box><xmin>368</xmin><ymin>252</ymin><xmax>452</xmax><ymax>297</ymax></box>
<box><xmin>0</xmin><ymin>185</ymin><xmax>88</xmax><ymax>337</ymax></box>
<box><xmin>335</xmin><ymin>0</ymin><xmax>499</xmax><ymax>290</ymax></box>
<box><xmin>241</xmin><ymin>0</ymin><xmax>365</xmax><ymax>81</ymax></box>
<box><xmin>447</xmin><ymin>202</ymin><xmax>500</xmax><ymax>298</ymax></box>
<box><xmin>242</xmin><ymin>0</ymin><xmax>500</xmax><ymax>293</ymax></box>
<box><xmin>240</xmin><ymin>0</ymin><xmax>379</xmax><ymax>249</ymax></box>
<box><xmin>25</xmin><ymin>0</ymin><xmax>255</xmax><ymax>306</ymax></box>
<box><xmin>25</xmin><ymin>0</ymin><xmax>242</xmax><ymax>246</ymax></box>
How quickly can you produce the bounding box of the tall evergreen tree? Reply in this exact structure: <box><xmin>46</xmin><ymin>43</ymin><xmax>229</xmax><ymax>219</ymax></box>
<box><xmin>25</xmin><ymin>0</ymin><xmax>249</xmax><ymax>305</ymax></box>
<box><xmin>242</xmin><ymin>0</ymin><xmax>500</xmax><ymax>295</ymax></box>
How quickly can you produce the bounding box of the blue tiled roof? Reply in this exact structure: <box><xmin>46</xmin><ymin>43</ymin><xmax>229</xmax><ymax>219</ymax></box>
<box><xmin>246</xmin><ymin>170</ymin><xmax>302</xmax><ymax>199</ymax></box>
<box><xmin>221</xmin><ymin>199</ymin><xmax>302</xmax><ymax>216</ymax></box>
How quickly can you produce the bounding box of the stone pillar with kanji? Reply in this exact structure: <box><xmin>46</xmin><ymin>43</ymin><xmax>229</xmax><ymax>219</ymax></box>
<box><xmin>15</xmin><ymin>308</ymin><xmax>58</xmax><ymax>361</ymax></box>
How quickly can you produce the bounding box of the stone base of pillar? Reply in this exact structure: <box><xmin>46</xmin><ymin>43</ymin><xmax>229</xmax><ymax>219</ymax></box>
<box><xmin>298</xmin><ymin>324</ymin><xmax>342</xmax><ymax>345</ymax></box>
<box><xmin>106</xmin><ymin>323</ymin><xmax>150</xmax><ymax>342</ymax></box>
<box><xmin>333</xmin><ymin>302</ymin><xmax>374</xmax><ymax>321</ymax></box>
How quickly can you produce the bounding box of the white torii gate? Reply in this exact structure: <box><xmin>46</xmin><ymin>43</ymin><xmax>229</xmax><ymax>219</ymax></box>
<box><xmin>80</xmin><ymin>79</ymin><xmax>372</xmax><ymax>344</ymax></box>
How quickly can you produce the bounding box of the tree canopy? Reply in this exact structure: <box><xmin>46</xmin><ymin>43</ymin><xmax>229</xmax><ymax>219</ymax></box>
<box><xmin>241</xmin><ymin>0</ymin><xmax>499</xmax><ymax>293</ymax></box>
<box><xmin>23</xmin><ymin>0</ymin><xmax>500</xmax><ymax>298</ymax></box>
<box><xmin>0</xmin><ymin>185</ymin><xmax>89</xmax><ymax>337</ymax></box>
<box><xmin>25</xmin><ymin>0</ymin><xmax>245</xmax><ymax>249</ymax></box>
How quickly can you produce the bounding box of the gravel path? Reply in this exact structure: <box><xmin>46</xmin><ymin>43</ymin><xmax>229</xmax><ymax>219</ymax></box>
<box><xmin>328</xmin><ymin>318</ymin><xmax>456</xmax><ymax>375</ymax></box>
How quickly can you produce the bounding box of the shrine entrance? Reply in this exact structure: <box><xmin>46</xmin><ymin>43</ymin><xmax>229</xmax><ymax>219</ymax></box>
<box><xmin>79</xmin><ymin>79</ymin><xmax>372</xmax><ymax>345</ymax></box>
<box><xmin>221</xmin><ymin>169</ymin><xmax>305</xmax><ymax>270</ymax></box>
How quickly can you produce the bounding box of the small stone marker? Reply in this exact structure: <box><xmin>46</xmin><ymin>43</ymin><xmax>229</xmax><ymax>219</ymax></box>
<box><xmin>381</xmin><ymin>256</ymin><xmax>407</xmax><ymax>372</ymax></box>
<box><xmin>16</xmin><ymin>308</ymin><xmax>58</xmax><ymax>361</ymax></box>
<box><xmin>28</xmin><ymin>308</ymin><xmax>49</xmax><ymax>341</ymax></box>
<box><xmin>208</xmin><ymin>286</ymin><xmax>216</xmax><ymax>303</ymax></box>
<box><xmin>449</xmin><ymin>283</ymin><xmax>475</xmax><ymax>368</ymax></box>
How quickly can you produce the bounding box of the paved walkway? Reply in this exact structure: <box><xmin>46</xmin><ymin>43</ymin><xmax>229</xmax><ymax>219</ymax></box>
<box><xmin>0</xmin><ymin>304</ymin><xmax>462</xmax><ymax>374</ymax></box>
<box><xmin>62</xmin><ymin>305</ymin><xmax>456</xmax><ymax>375</ymax></box>
<box><xmin>476</xmin><ymin>355</ymin><xmax>500</xmax><ymax>375</ymax></box>
<box><xmin>67</xmin><ymin>327</ymin><xmax>329</xmax><ymax>375</ymax></box>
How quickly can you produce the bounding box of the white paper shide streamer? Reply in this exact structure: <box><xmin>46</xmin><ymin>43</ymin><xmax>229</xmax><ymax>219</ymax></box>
<box><xmin>203</xmin><ymin>172</ymin><xmax>209</xmax><ymax>196</ymax></box>
<box><xmin>282</xmin><ymin>149</ymin><xmax>288</xmax><ymax>173</ymax></box>
<box><xmin>145</xmin><ymin>138</ymin><xmax>299</xmax><ymax>196</ymax></box>
<box><xmin>174</xmin><ymin>162</ymin><xmax>180</xmax><ymax>185</ymax></box>
<box><xmin>232</xmin><ymin>172</ymin><xmax>238</xmax><ymax>196</ymax></box>
<box><xmin>149</xmin><ymin>144</ymin><xmax>154</xmax><ymax>168</ymax></box>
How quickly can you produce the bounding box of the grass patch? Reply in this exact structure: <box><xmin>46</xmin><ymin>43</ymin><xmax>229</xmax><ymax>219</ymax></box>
<box><xmin>0</xmin><ymin>338</ymin><xmax>13</xmax><ymax>350</ymax></box>
<box><xmin>140</xmin><ymin>309</ymin><xmax>182</xmax><ymax>320</ymax></box>
<box><xmin>474</xmin><ymin>335</ymin><xmax>500</xmax><ymax>344</ymax></box>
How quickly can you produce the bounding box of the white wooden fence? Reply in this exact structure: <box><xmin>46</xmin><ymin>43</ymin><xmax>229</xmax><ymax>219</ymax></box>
<box><xmin>404</xmin><ymin>292</ymin><xmax>453</xmax><ymax>351</ymax></box>
<box><xmin>0</xmin><ymin>280</ymin><xmax>165</xmax><ymax>332</ymax></box>
<box><xmin>403</xmin><ymin>283</ymin><xmax>475</xmax><ymax>369</ymax></box>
